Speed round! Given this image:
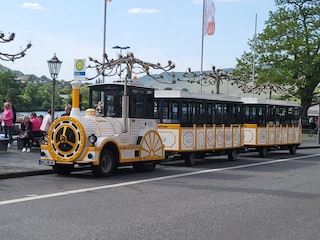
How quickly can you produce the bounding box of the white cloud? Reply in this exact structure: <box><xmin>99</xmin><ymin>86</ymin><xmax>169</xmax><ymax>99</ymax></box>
<box><xmin>21</xmin><ymin>2</ymin><xmax>46</xmax><ymax>10</ymax></box>
<box><xmin>127</xmin><ymin>8</ymin><xmax>159</xmax><ymax>15</ymax></box>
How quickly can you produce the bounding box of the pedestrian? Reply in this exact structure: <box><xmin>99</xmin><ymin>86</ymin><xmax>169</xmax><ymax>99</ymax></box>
<box><xmin>30</xmin><ymin>112</ymin><xmax>42</xmax><ymax>141</ymax></box>
<box><xmin>40</xmin><ymin>109</ymin><xmax>52</xmax><ymax>134</ymax></box>
<box><xmin>0</xmin><ymin>101</ymin><xmax>14</xmax><ymax>148</ymax></box>
<box><xmin>38</xmin><ymin>114</ymin><xmax>44</xmax><ymax>123</ymax></box>
<box><xmin>7</xmin><ymin>98</ymin><xmax>16</xmax><ymax>124</ymax></box>
<box><xmin>19</xmin><ymin>115</ymin><xmax>33</xmax><ymax>152</ymax></box>
<box><xmin>309</xmin><ymin>116</ymin><xmax>316</xmax><ymax>129</ymax></box>
<box><xmin>61</xmin><ymin>105</ymin><xmax>71</xmax><ymax>116</ymax></box>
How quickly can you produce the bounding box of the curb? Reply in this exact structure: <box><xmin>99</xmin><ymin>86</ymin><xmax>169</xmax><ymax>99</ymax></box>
<box><xmin>0</xmin><ymin>169</ymin><xmax>54</xmax><ymax>180</ymax></box>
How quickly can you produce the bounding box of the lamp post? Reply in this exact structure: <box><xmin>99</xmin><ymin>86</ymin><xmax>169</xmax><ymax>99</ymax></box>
<box><xmin>112</xmin><ymin>45</ymin><xmax>130</xmax><ymax>79</ymax></box>
<box><xmin>47</xmin><ymin>53</ymin><xmax>62</xmax><ymax>123</ymax></box>
<box><xmin>317</xmin><ymin>93</ymin><xmax>320</xmax><ymax>144</ymax></box>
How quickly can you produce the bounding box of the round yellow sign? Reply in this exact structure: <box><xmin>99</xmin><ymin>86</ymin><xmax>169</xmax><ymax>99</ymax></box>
<box><xmin>75</xmin><ymin>60</ymin><xmax>84</xmax><ymax>71</ymax></box>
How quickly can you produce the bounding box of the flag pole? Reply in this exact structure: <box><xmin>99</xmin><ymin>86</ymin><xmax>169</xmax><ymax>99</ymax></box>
<box><xmin>102</xmin><ymin>0</ymin><xmax>108</xmax><ymax>84</ymax></box>
<box><xmin>101</xmin><ymin>0</ymin><xmax>109</xmax><ymax>103</ymax></box>
<box><xmin>252</xmin><ymin>13</ymin><xmax>257</xmax><ymax>98</ymax></box>
<box><xmin>200</xmin><ymin>0</ymin><xmax>205</xmax><ymax>93</ymax></box>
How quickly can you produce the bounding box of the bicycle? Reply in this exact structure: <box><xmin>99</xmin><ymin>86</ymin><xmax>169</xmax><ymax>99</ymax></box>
<box><xmin>308</xmin><ymin>126</ymin><xmax>318</xmax><ymax>137</ymax></box>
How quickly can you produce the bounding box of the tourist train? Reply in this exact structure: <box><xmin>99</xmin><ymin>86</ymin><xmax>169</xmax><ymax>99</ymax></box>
<box><xmin>39</xmin><ymin>79</ymin><xmax>302</xmax><ymax>177</ymax></box>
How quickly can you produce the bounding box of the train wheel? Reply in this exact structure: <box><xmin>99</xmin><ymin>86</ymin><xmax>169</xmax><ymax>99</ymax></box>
<box><xmin>227</xmin><ymin>149</ymin><xmax>238</xmax><ymax>161</ymax></box>
<box><xmin>53</xmin><ymin>164</ymin><xmax>74</xmax><ymax>175</ymax></box>
<box><xmin>184</xmin><ymin>153</ymin><xmax>196</xmax><ymax>166</ymax></box>
<box><xmin>289</xmin><ymin>145</ymin><xmax>297</xmax><ymax>155</ymax></box>
<box><xmin>133</xmin><ymin>161</ymin><xmax>157</xmax><ymax>172</ymax></box>
<box><xmin>259</xmin><ymin>147</ymin><xmax>268</xmax><ymax>158</ymax></box>
<box><xmin>92</xmin><ymin>149</ymin><xmax>115</xmax><ymax>177</ymax></box>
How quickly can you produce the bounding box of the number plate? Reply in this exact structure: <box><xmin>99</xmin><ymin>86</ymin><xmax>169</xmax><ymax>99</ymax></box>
<box><xmin>39</xmin><ymin>160</ymin><xmax>55</xmax><ymax>166</ymax></box>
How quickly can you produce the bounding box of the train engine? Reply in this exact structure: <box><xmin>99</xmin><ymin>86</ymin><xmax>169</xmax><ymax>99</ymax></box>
<box><xmin>40</xmin><ymin>80</ymin><xmax>165</xmax><ymax>177</ymax></box>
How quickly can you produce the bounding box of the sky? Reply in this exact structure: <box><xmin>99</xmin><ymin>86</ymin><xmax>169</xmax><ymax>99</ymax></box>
<box><xmin>1</xmin><ymin>0</ymin><xmax>277</xmax><ymax>82</ymax></box>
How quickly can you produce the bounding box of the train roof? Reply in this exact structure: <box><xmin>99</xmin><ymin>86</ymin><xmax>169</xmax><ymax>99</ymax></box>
<box><xmin>241</xmin><ymin>97</ymin><xmax>301</xmax><ymax>107</ymax></box>
<box><xmin>155</xmin><ymin>90</ymin><xmax>243</xmax><ymax>103</ymax></box>
<box><xmin>88</xmin><ymin>79</ymin><xmax>154</xmax><ymax>91</ymax></box>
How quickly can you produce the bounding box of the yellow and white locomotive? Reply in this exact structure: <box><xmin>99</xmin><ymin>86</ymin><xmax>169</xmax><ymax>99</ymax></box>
<box><xmin>39</xmin><ymin>80</ymin><xmax>165</xmax><ymax>177</ymax></box>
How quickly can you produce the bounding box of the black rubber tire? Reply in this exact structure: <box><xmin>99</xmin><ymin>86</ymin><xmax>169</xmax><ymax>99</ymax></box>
<box><xmin>184</xmin><ymin>153</ymin><xmax>196</xmax><ymax>166</ymax></box>
<box><xmin>227</xmin><ymin>149</ymin><xmax>238</xmax><ymax>161</ymax></box>
<box><xmin>289</xmin><ymin>145</ymin><xmax>297</xmax><ymax>155</ymax></box>
<box><xmin>133</xmin><ymin>161</ymin><xmax>157</xmax><ymax>172</ymax></box>
<box><xmin>259</xmin><ymin>147</ymin><xmax>268</xmax><ymax>158</ymax></box>
<box><xmin>92</xmin><ymin>149</ymin><xmax>115</xmax><ymax>177</ymax></box>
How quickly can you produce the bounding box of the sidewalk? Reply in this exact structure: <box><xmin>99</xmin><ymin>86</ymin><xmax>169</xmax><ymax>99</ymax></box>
<box><xmin>0</xmin><ymin>142</ymin><xmax>53</xmax><ymax>179</ymax></box>
<box><xmin>0</xmin><ymin>133</ymin><xmax>319</xmax><ymax>179</ymax></box>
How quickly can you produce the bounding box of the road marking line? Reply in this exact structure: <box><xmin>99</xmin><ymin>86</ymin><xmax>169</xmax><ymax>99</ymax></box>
<box><xmin>0</xmin><ymin>154</ymin><xmax>319</xmax><ymax>206</ymax></box>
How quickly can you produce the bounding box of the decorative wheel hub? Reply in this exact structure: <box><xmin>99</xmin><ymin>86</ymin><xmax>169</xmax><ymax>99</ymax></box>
<box><xmin>48</xmin><ymin>118</ymin><xmax>85</xmax><ymax>161</ymax></box>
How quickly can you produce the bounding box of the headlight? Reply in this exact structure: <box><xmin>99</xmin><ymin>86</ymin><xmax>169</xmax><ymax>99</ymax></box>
<box><xmin>44</xmin><ymin>134</ymin><xmax>49</xmax><ymax>142</ymax></box>
<box><xmin>88</xmin><ymin>134</ymin><xmax>97</xmax><ymax>145</ymax></box>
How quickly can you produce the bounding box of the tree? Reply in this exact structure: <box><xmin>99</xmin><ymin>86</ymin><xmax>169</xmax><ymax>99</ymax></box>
<box><xmin>232</xmin><ymin>0</ymin><xmax>320</xmax><ymax>118</ymax></box>
<box><xmin>87</xmin><ymin>52</ymin><xmax>175</xmax><ymax>83</ymax></box>
<box><xmin>0</xmin><ymin>71</ymin><xmax>20</xmax><ymax>104</ymax></box>
<box><xmin>0</xmin><ymin>32</ymin><xmax>32</xmax><ymax>61</ymax></box>
<box><xmin>179</xmin><ymin>66</ymin><xmax>232</xmax><ymax>94</ymax></box>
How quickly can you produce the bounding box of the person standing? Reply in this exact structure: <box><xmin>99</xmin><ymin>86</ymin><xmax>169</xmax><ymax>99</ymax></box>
<box><xmin>7</xmin><ymin>98</ymin><xmax>16</xmax><ymax>124</ymax></box>
<box><xmin>40</xmin><ymin>109</ymin><xmax>52</xmax><ymax>134</ymax></box>
<box><xmin>61</xmin><ymin>105</ymin><xmax>71</xmax><ymax>116</ymax></box>
<box><xmin>0</xmin><ymin>101</ymin><xmax>14</xmax><ymax>148</ymax></box>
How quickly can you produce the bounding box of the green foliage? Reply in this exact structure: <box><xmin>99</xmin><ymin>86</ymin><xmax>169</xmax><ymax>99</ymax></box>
<box><xmin>80</xmin><ymin>85</ymin><xmax>89</xmax><ymax>109</ymax></box>
<box><xmin>0</xmin><ymin>70</ymin><xmax>73</xmax><ymax>112</ymax></box>
<box><xmin>234</xmin><ymin>0</ymin><xmax>320</xmax><ymax>118</ymax></box>
<box><xmin>0</xmin><ymin>71</ymin><xmax>20</xmax><ymax>104</ymax></box>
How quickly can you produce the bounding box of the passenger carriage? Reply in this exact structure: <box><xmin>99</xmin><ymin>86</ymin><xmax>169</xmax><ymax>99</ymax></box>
<box><xmin>154</xmin><ymin>90</ymin><xmax>244</xmax><ymax>166</ymax></box>
<box><xmin>242</xmin><ymin>97</ymin><xmax>302</xmax><ymax>157</ymax></box>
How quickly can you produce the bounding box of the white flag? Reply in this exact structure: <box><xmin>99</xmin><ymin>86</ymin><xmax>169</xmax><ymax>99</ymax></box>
<box><xmin>203</xmin><ymin>0</ymin><xmax>215</xmax><ymax>36</ymax></box>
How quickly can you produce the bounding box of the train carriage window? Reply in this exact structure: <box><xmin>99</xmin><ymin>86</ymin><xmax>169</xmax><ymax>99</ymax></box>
<box><xmin>257</xmin><ymin>106</ymin><xmax>266</xmax><ymax>126</ymax></box>
<box><xmin>236</xmin><ymin>104</ymin><xmax>243</xmax><ymax>124</ymax></box>
<box><xmin>181</xmin><ymin>102</ymin><xmax>188</xmax><ymax>123</ymax></box>
<box><xmin>207</xmin><ymin>103</ymin><xmax>213</xmax><ymax>125</ymax></box>
<box><xmin>224</xmin><ymin>103</ymin><xmax>231</xmax><ymax>125</ymax></box>
<box><xmin>129</xmin><ymin>88</ymin><xmax>154</xmax><ymax>119</ymax></box>
<box><xmin>286</xmin><ymin>107</ymin><xmax>294</xmax><ymax>126</ymax></box>
<box><xmin>216</xmin><ymin>103</ymin><xmax>223</xmax><ymax>125</ymax></box>
<box><xmin>154</xmin><ymin>101</ymin><xmax>160</xmax><ymax>122</ymax></box>
<box><xmin>243</xmin><ymin>105</ymin><xmax>256</xmax><ymax>124</ymax></box>
<box><xmin>145</xmin><ymin>89</ymin><xmax>154</xmax><ymax>118</ymax></box>
<box><xmin>293</xmin><ymin>107</ymin><xmax>300</xmax><ymax>126</ymax></box>
<box><xmin>267</xmin><ymin>106</ymin><xmax>275</xmax><ymax>125</ymax></box>
<box><xmin>181</xmin><ymin>101</ymin><xmax>193</xmax><ymax>126</ymax></box>
<box><xmin>89</xmin><ymin>86</ymin><xmax>123</xmax><ymax>117</ymax></box>
<box><xmin>161</xmin><ymin>101</ymin><xmax>169</xmax><ymax>123</ymax></box>
<box><xmin>171</xmin><ymin>102</ymin><xmax>179</xmax><ymax>123</ymax></box>
<box><xmin>195</xmin><ymin>101</ymin><xmax>206</xmax><ymax>125</ymax></box>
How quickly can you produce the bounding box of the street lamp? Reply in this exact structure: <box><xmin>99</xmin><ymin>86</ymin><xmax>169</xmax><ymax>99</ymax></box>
<box><xmin>47</xmin><ymin>53</ymin><xmax>62</xmax><ymax>123</ymax></box>
<box><xmin>317</xmin><ymin>93</ymin><xmax>320</xmax><ymax>144</ymax></box>
<box><xmin>112</xmin><ymin>45</ymin><xmax>130</xmax><ymax>79</ymax></box>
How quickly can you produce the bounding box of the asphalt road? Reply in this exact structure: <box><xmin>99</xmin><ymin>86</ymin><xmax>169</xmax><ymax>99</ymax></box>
<box><xmin>1</xmin><ymin>148</ymin><xmax>320</xmax><ymax>240</ymax></box>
